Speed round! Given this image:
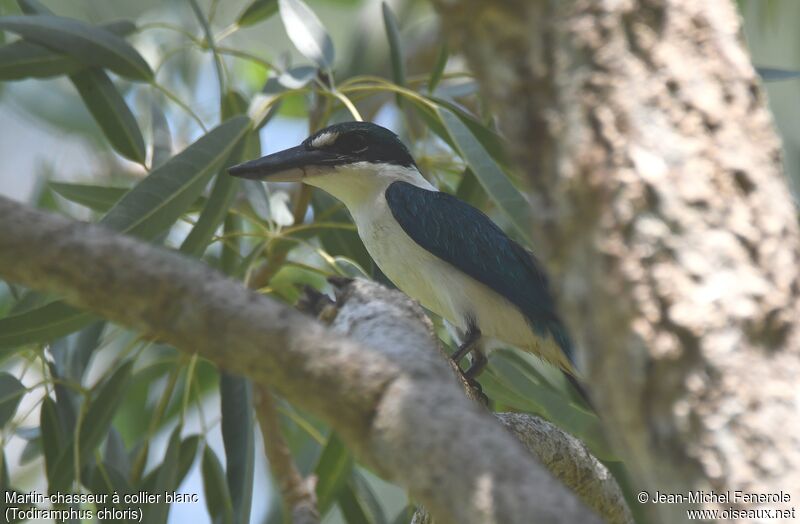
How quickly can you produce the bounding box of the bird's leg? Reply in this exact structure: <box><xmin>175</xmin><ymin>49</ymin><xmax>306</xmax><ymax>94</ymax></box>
<box><xmin>450</xmin><ymin>326</ymin><xmax>489</xmax><ymax>405</ymax></box>
<box><xmin>464</xmin><ymin>350</ymin><xmax>488</xmax><ymax>379</ymax></box>
<box><xmin>451</xmin><ymin>325</ymin><xmax>481</xmax><ymax>364</ymax></box>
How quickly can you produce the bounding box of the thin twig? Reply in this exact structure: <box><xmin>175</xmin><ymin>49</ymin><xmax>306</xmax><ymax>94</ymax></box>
<box><xmin>254</xmin><ymin>385</ymin><xmax>319</xmax><ymax>524</ymax></box>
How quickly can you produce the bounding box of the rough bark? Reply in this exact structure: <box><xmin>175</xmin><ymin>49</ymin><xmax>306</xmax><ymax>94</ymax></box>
<box><xmin>432</xmin><ymin>0</ymin><xmax>800</xmax><ymax>522</ymax></box>
<box><xmin>0</xmin><ymin>195</ymin><xmax>610</xmax><ymax>524</ymax></box>
<box><xmin>412</xmin><ymin>413</ymin><xmax>633</xmax><ymax>524</ymax></box>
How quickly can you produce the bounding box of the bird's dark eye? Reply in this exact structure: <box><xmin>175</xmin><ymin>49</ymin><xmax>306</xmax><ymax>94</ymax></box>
<box><xmin>338</xmin><ymin>133</ymin><xmax>368</xmax><ymax>154</ymax></box>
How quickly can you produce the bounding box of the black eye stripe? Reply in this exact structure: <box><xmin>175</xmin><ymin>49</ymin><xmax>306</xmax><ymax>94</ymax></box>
<box><xmin>305</xmin><ymin>122</ymin><xmax>416</xmax><ymax>167</ymax></box>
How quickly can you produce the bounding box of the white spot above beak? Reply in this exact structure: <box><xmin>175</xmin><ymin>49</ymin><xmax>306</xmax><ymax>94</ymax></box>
<box><xmin>311</xmin><ymin>131</ymin><xmax>339</xmax><ymax>148</ymax></box>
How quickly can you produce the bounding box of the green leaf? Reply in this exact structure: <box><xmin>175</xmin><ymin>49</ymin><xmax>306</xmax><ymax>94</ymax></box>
<box><xmin>0</xmin><ymin>301</ymin><xmax>96</xmax><ymax>351</ymax></box>
<box><xmin>756</xmin><ymin>66</ymin><xmax>800</xmax><ymax>81</ymax></box>
<box><xmin>180</xmin><ymin>172</ymin><xmax>239</xmax><ymax>257</ymax></box>
<box><xmin>0</xmin><ymin>20</ymin><xmax>136</xmax><ymax>81</ymax></box>
<box><xmin>71</xmin><ymin>68</ymin><xmax>146</xmax><ymax>163</ymax></box>
<box><xmin>202</xmin><ymin>446</ymin><xmax>235</xmax><ymax>524</ymax></box>
<box><xmin>0</xmin><ymin>14</ymin><xmax>153</xmax><ymax>81</ymax></box>
<box><xmin>80</xmin><ymin>361</ymin><xmax>133</xmax><ymax>455</ymax></box>
<box><xmin>314</xmin><ymin>433</ymin><xmax>352</xmax><ymax>516</ymax></box>
<box><xmin>0</xmin><ymin>373</ymin><xmax>25</xmax><ymax>426</ymax></box>
<box><xmin>220</xmin><ymin>374</ymin><xmax>254</xmax><ymax>524</ymax></box>
<box><xmin>0</xmin><ymin>114</ymin><xmax>247</xmax><ymax>353</ymax></box>
<box><xmin>339</xmin><ymin>471</ymin><xmax>387</xmax><ymax>524</ymax></box>
<box><xmin>391</xmin><ymin>506</ymin><xmax>415</xmax><ymax>524</ymax></box>
<box><xmin>381</xmin><ymin>2</ymin><xmax>405</xmax><ymax>90</ymax></box>
<box><xmin>49</xmin><ymin>182</ymin><xmax>128</xmax><ymax>212</ymax></box>
<box><xmin>138</xmin><ymin>433</ymin><xmax>200</xmax><ymax>494</ymax></box>
<box><xmin>482</xmin><ymin>350</ymin><xmax>615</xmax><ymax>460</ymax></box>
<box><xmin>237</xmin><ymin>0</ymin><xmax>279</xmax><ymax>27</ymax></box>
<box><xmin>102</xmin><ymin>115</ymin><xmax>251</xmax><ymax>238</ymax></box>
<box><xmin>143</xmin><ymin>426</ymin><xmax>181</xmax><ymax>524</ymax></box>
<box><xmin>180</xmin><ymin>91</ymin><xmax>250</xmax><ymax>257</ymax></box>
<box><xmin>16</xmin><ymin>0</ymin><xmax>51</xmax><ymax>14</ymax></box>
<box><xmin>39</xmin><ymin>396</ymin><xmax>63</xmax><ymax>487</ymax></box>
<box><xmin>151</xmin><ymin>99</ymin><xmax>172</xmax><ymax>168</ymax></box>
<box><xmin>104</xmin><ymin>427</ymin><xmax>130</xmax><ymax>477</ymax></box>
<box><xmin>278</xmin><ymin>0</ymin><xmax>334</xmax><ymax>69</ymax></box>
<box><xmin>177</xmin><ymin>435</ymin><xmax>201</xmax><ymax>486</ymax></box>
<box><xmin>51</xmin><ymin>320</ymin><xmax>104</xmax><ymax>382</ymax></box>
<box><xmin>430</xmin><ymin>97</ymin><xmax>509</xmax><ymax>168</ymax></box>
<box><xmin>428</xmin><ymin>44</ymin><xmax>448</xmax><ymax>93</ymax></box>
<box><xmin>49</xmin><ymin>361</ymin><xmax>134</xmax><ymax>490</ymax></box>
<box><xmin>437</xmin><ymin>107</ymin><xmax>532</xmax><ymax>242</ymax></box>
<box><xmin>455</xmin><ymin>168</ymin><xmax>489</xmax><ymax>209</ymax></box>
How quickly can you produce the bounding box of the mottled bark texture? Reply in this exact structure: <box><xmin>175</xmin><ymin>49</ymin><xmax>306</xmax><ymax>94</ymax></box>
<box><xmin>432</xmin><ymin>0</ymin><xmax>800</xmax><ymax>521</ymax></box>
<box><xmin>0</xmin><ymin>195</ymin><xmax>610</xmax><ymax>524</ymax></box>
<box><xmin>413</xmin><ymin>413</ymin><xmax>633</xmax><ymax>524</ymax></box>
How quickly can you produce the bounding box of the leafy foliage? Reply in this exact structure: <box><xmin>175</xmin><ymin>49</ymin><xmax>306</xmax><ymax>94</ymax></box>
<box><xmin>0</xmin><ymin>0</ymin><xmax>632</xmax><ymax>522</ymax></box>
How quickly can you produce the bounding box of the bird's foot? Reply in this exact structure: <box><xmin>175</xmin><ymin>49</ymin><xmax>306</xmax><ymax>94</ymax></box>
<box><xmin>465</xmin><ymin>376</ymin><xmax>489</xmax><ymax>406</ymax></box>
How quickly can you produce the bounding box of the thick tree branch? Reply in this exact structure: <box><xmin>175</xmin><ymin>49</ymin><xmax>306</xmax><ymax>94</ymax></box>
<box><xmin>432</xmin><ymin>0</ymin><xmax>800</xmax><ymax>521</ymax></box>
<box><xmin>0</xmin><ymin>195</ymin><xmax>604</xmax><ymax>524</ymax></box>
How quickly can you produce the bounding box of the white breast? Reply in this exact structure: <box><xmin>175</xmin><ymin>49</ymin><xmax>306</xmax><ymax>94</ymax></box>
<box><xmin>305</xmin><ymin>164</ymin><xmax>567</xmax><ymax>366</ymax></box>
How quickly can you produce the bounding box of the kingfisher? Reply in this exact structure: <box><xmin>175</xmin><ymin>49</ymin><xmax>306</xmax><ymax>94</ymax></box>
<box><xmin>229</xmin><ymin>121</ymin><xmax>577</xmax><ymax>384</ymax></box>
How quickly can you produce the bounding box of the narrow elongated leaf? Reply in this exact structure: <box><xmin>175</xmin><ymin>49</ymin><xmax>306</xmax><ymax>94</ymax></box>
<box><xmin>202</xmin><ymin>446</ymin><xmax>235</xmax><ymax>524</ymax></box>
<box><xmin>278</xmin><ymin>0</ymin><xmax>334</xmax><ymax>69</ymax></box>
<box><xmin>0</xmin><ymin>119</ymin><xmax>248</xmax><ymax>351</ymax></box>
<box><xmin>277</xmin><ymin>65</ymin><xmax>316</xmax><ymax>89</ymax></box>
<box><xmin>104</xmin><ymin>428</ymin><xmax>130</xmax><ymax>477</ymax></box>
<box><xmin>0</xmin><ymin>20</ymin><xmax>135</xmax><ymax>80</ymax></box>
<box><xmin>71</xmin><ymin>68</ymin><xmax>146</xmax><ymax>163</ymax></box>
<box><xmin>0</xmin><ymin>15</ymin><xmax>152</xmax><ymax>81</ymax></box>
<box><xmin>431</xmin><ymin>97</ymin><xmax>508</xmax><ymax>168</ymax></box>
<box><xmin>756</xmin><ymin>66</ymin><xmax>800</xmax><ymax>81</ymax></box>
<box><xmin>56</xmin><ymin>320</ymin><xmax>105</xmax><ymax>382</ymax></box>
<box><xmin>19</xmin><ymin>437</ymin><xmax>42</xmax><ymax>465</ymax></box>
<box><xmin>428</xmin><ymin>44</ymin><xmax>448</xmax><ymax>93</ymax></box>
<box><xmin>179</xmin><ymin>172</ymin><xmax>239</xmax><ymax>256</ymax></box>
<box><xmin>49</xmin><ymin>361</ymin><xmax>134</xmax><ymax>490</ymax></box>
<box><xmin>39</xmin><ymin>396</ymin><xmax>63</xmax><ymax>487</ymax></box>
<box><xmin>50</xmin><ymin>182</ymin><xmax>207</xmax><ymax>215</ymax></box>
<box><xmin>238</xmin><ymin>0</ymin><xmax>279</xmax><ymax>27</ymax></box>
<box><xmin>17</xmin><ymin>0</ymin><xmax>51</xmax><ymax>14</ymax></box>
<box><xmin>0</xmin><ymin>301</ymin><xmax>95</xmax><ymax>350</ymax></box>
<box><xmin>49</xmin><ymin>182</ymin><xmax>127</xmax><ymax>212</ymax></box>
<box><xmin>80</xmin><ymin>361</ymin><xmax>133</xmax><ymax>454</ymax></box>
<box><xmin>438</xmin><ymin>108</ymin><xmax>531</xmax><ymax>242</ymax></box>
<box><xmin>455</xmin><ymin>168</ymin><xmax>489</xmax><ymax>209</ymax></box>
<box><xmin>151</xmin><ymin>98</ymin><xmax>172</xmax><ymax>168</ymax></box>
<box><xmin>138</xmin><ymin>434</ymin><xmax>200</xmax><ymax>493</ymax></box>
<box><xmin>177</xmin><ymin>435</ymin><xmax>201</xmax><ymax>485</ymax></box>
<box><xmin>482</xmin><ymin>350</ymin><xmax>615</xmax><ymax>460</ymax></box>
<box><xmin>143</xmin><ymin>426</ymin><xmax>181</xmax><ymax>524</ymax></box>
<box><xmin>391</xmin><ymin>506</ymin><xmax>415</xmax><ymax>524</ymax></box>
<box><xmin>220</xmin><ymin>374</ymin><xmax>254</xmax><ymax>524</ymax></box>
<box><xmin>181</xmin><ymin>91</ymin><xmax>249</xmax><ymax>257</ymax></box>
<box><xmin>339</xmin><ymin>471</ymin><xmax>387</xmax><ymax>524</ymax></box>
<box><xmin>314</xmin><ymin>433</ymin><xmax>352</xmax><ymax>516</ymax></box>
<box><xmin>102</xmin><ymin>115</ymin><xmax>250</xmax><ymax>238</ymax></box>
<box><xmin>381</xmin><ymin>2</ymin><xmax>405</xmax><ymax>88</ymax></box>
<box><xmin>0</xmin><ymin>373</ymin><xmax>25</xmax><ymax>426</ymax></box>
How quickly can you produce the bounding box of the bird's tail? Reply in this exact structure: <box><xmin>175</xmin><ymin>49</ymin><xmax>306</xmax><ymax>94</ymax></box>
<box><xmin>548</xmin><ymin>319</ymin><xmax>594</xmax><ymax>408</ymax></box>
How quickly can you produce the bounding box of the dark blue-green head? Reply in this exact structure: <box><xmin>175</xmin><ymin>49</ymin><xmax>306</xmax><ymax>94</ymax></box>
<box><xmin>228</xmin><ymin>121</ymin><xmax>416</xmax><ymax>182</ymax></box>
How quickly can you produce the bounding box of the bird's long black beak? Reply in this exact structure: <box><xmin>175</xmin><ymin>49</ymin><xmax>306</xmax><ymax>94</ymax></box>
<box><xmin>228</xmin><ymin>145</ymin><xmax>340</xmax><ymax>182</ymax></box>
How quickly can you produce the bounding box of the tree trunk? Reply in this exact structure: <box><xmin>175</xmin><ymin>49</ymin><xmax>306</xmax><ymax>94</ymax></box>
<box><xmin>432</xmin><ymin>0</ymin><xmax>800</xmax><ymax>521</ymax></box>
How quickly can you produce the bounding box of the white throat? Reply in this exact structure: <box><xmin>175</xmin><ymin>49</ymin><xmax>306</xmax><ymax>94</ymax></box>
<box><xmin>303</xmin><ymin>162</ymin><xmax>436</xmax><ymax>210</ymax></box>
